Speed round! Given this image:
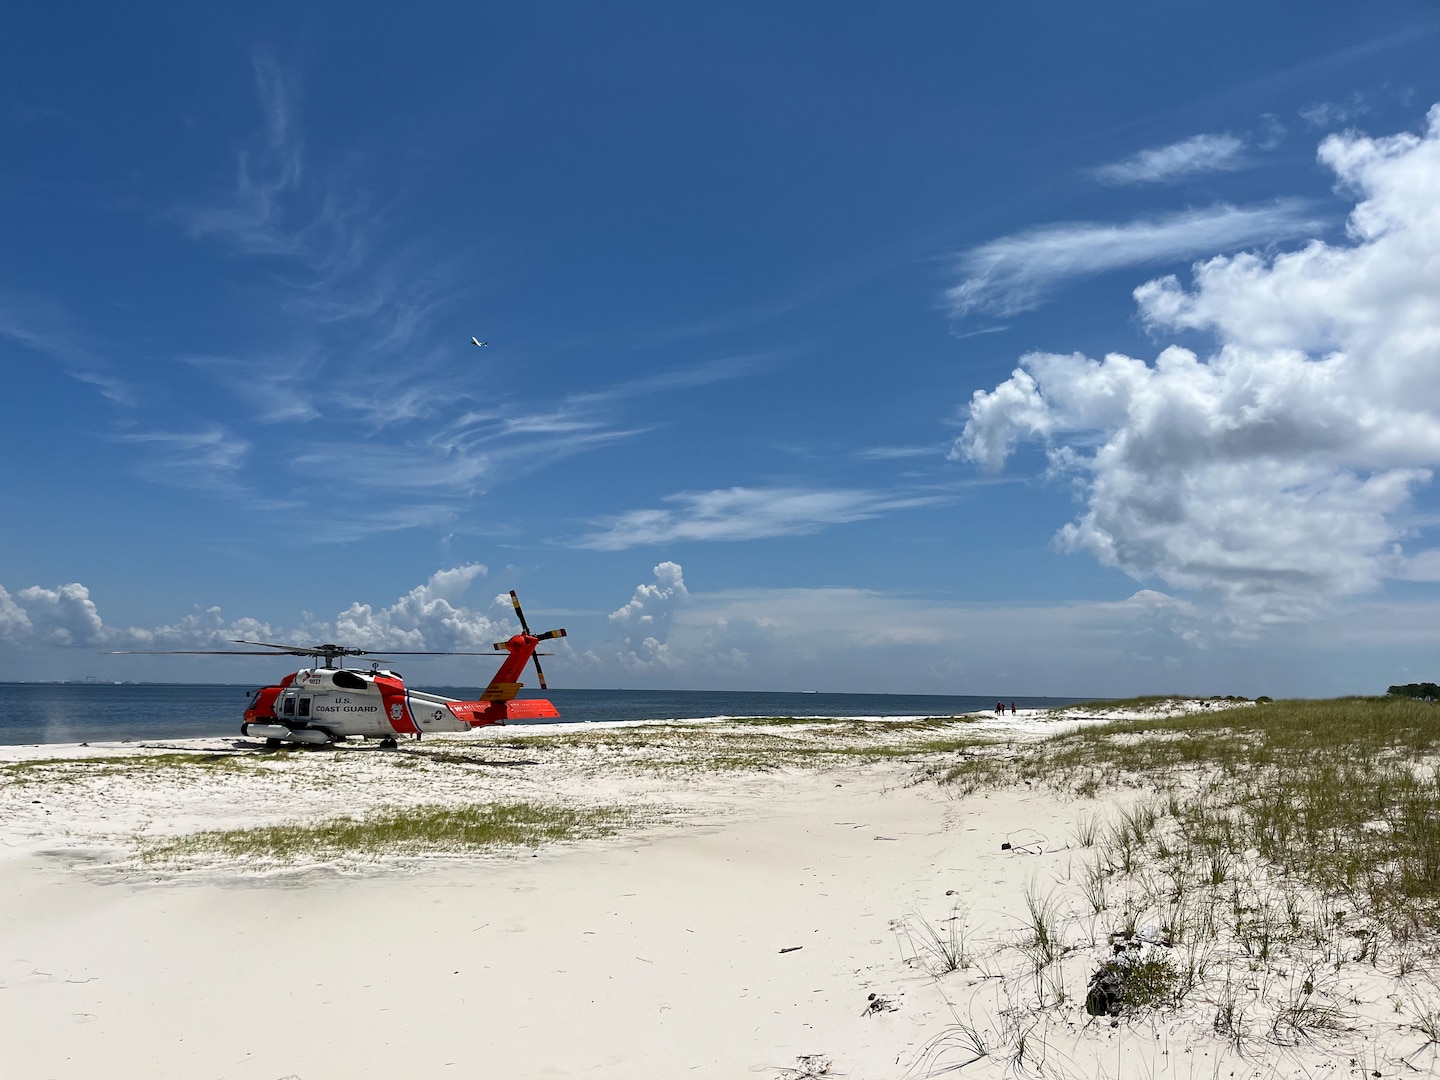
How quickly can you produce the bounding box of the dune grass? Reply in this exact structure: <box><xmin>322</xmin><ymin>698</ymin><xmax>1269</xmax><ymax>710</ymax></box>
<box><xmin>906</xmin><ymin>697</ymin><xmax>1440</xmax><ymax>1062</ymax></box>
<box><xmin>491</xmin><ymin>716</ymin><xmax>990</xmax><ymax>772</ymax></box>
<box><xmin>0</xmin><ymin>750</ymin><xmax>273</xmax><ymax>786</ymax></box>
<box><xmin>144</xmin><ymin>800</ymin><xmax>638</xmax><ymax>864</ymax></box>
<box><xmin>938</xmin><ymin>695</ymin><xmax>1440</xmax><ymax>931</ymax></box>
<box><xmin>1055</xmin><ymin>694</ymin><xmax>1253</xmax><ymax>713</ymax></box>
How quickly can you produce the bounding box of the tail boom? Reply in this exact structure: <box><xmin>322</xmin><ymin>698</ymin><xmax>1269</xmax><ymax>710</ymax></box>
<box><xmin>453</xmin><ymin>622</ymin><xmax>567</xmax><ymax>727</ymax></box>
<box><xmin>446</xmin><ymin>697</ymin><xmax>559</xmax><ymax>727</ymax></box>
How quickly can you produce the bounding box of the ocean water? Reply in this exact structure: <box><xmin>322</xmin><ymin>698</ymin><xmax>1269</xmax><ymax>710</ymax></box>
<box><xmin>0</xmin><ymin>683</ymin><xmax>1086</xmax><ymax>746</ymax></box>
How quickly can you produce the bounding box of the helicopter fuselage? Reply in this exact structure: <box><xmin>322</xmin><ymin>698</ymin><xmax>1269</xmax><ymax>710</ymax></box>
<box><xmin>243</xmin><ymin>667</ymin><xmax>478</xmax><ymax>739</ymax></box>
<box><xmin>108</xmin><ymin>590</ymin><xmax>567</xmax><ymax>747</ymax></box>
<box><xmin>241</xmin><ymin>632</ymin><xmax>562</xmax><ymax>745</ymax></box>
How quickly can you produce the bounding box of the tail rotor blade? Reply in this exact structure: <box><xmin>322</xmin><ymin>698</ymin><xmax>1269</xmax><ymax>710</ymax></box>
<box><xmin>509</xmin><ymin>590</ymin><xmax>532</xmax><ymax>635</ymax></box>
<box><xmin>535</xmin><ymin>628</ymin><xmax>567</xmax><ymax>642</ymax></box>
<box><xmin>531</xmin><ymin>652</ymin><xmax>548</xmax><ymax>691</ymax></box>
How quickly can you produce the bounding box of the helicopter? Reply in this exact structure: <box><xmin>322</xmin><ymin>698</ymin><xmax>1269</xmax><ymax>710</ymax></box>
<box><xmin>111</xmin><ymin>591</ymin><xmax>566</xmax><ymax>749</ymax></box>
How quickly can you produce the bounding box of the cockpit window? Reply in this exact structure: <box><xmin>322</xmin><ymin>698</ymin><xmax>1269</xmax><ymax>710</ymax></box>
<box><xmin>332</xmin><ymin>669</ymin><xmax>368</xmax><ymax>691</ymax></box>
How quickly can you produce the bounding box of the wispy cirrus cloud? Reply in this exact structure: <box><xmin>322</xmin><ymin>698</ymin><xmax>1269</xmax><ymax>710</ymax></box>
<box><xmin>1091</xmin><ymin>133</ymin><xmax>1246</xmax><ymax>185</ymax></box>
<box><xmin>181</xmin><ymin>350</ymin><xmax>324</xmax><ymax>424</ymax></box>
<box><xmin>0</xmin><ymin>292</ymin><xmax>133</xmax><ymax>404</ymax></box>
<box><xmin>291</xmin><ymin>405</ymin><xmax>642</xmax><ymax>498</ymax></box>
<box><xmin>179</xmin><ymin>52</ymin><xmax>370</xmax><ymax>280</ymax></box>
<box><xmin>946</xmin><ymin>201</ymin><xmax>1324</xmax><ymax>317</ymax></box>
<box><xmin>854</xmin><ymin>443</ymin><xmax>947</xmax><ymax>461</ymax></box>
<box><xmin>573</xmin><ymin>485</ymin><xmax>949</xmax><ymax>550</ymax></box>
<box><xmin>180</xmin><ymin>54</ymin><xmax>304</xmax><ymax>256</ymax></box>
<box><xmin>563</xmin><ymin>352</ymin><xmax>774</xmax><ymax>408</ymax></box>
<box><xmin>165</xmin><ymin>52</ymin><xmax>760</xmax><ymax>543</ymax></box>
<box><xmin>112</xmin><ymin>426</ymin><xmax>268</xmax><ymax>500</ymax></box>
<box><xmin>1300</xmin><ymin>94</ymin><xmax>1370</xmax><ymax>130</ymax></box>
<box><xmin>295</xmin><ymin>503</ymin><xmax>462</xmax><ymax>544</ymax></box>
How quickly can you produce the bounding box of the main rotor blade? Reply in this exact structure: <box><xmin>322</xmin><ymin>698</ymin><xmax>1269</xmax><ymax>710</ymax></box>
<box><xmin>509</xmin><ymin>590</ymin><xmax>532</xmax><ymax>636</ymax></box>
<box><xmin>104</xmin><ymin>649</ymin><xmax>308</xmax><ymax>656</ymax></box>
<box><xmin>108</xmin><ymin>647</ymin><xmax>501</xmax><ymax>658</ymax></box>
<box><xmin>531</xmin><ymin>651</ymin><xmax>548</xmax><ymax>691</ymax></box>
<box><xmin>232</xmin><ymin>638</ymin><xmax>314</xmax><ymax>651</ymax></box>
<box><xmin>360</xmin><ymin>650</ymin><xmax>500</xmax><ymax>656</ymax></box>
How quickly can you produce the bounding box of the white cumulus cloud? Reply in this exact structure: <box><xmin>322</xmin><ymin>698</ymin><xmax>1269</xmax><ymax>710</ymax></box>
<box><xmin>0</xmin><ymin>564</ymin><xmax>507</xmax><ymax>657</ymax></box>
<box><xmin>328</xmin><ymin>564</ymin><xmax>502</xmax><ymax>651</ymax></box>
<box><xmin>604</xmin><ymin>561</ymin><xmax>694</xmax><ymax>672</ymax></box>
<box><xmin>954</xmin><ymin>105</ymin><xmax>1440</xmax><ymax>627</ymax></box>
<box><xmin>0</xmin><ymin>585</ymin><xmax>36</xmax><ymax>643</ymax></box>
<box><xmin>12</xmin><ymin>584</ymin><xmax>108</xmax><ymax>646</ymax></box>
<box><xmin>1091</xmin><ymin>134</ymin><xmax>1246</xmax><ymax>185</ymax></box>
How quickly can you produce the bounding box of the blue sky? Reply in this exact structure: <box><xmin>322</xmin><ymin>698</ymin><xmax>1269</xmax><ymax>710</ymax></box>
<box><xmin>5</xmin><ymin>3</ymin><xmax>1440</xmax><ymax>696</ymax></box>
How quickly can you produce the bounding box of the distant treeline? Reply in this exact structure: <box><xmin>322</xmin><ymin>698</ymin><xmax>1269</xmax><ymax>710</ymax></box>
<box><xmin>1387</xmin><ymin>683</ymin><xmax>1440</xmax><ymax>700</ymax></box>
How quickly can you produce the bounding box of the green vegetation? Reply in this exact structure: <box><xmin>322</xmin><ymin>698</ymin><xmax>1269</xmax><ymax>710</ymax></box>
<box><xmin>1052</xmin><ymin>694</ymin><xmax>1251</xmax><ymax>712</ymax></box>
<box><xmin>907</xmin><ymin>696</ymin><xmax>1440</xmax><ymax>1059</ymax></box>
<box><xmin>938</xmin><ymin>697</ymin><xmax>1440</xmax><ymax>926</ymax></box>
<box><xmin>1388</xmin><ymin>682</ymin><xmax>1440</xmax><ymax>701</ymax></box>
<box><xmin>898</xmin><ymin>905</ymin><xmax>974</xmax><ymax>977</ymax></box>
<box><xmin>0</xmin><ymin>750</ymin><xmax>273</xmax><ymax>785</ymax></box>
<box><xmin>1090</xmin><ymin>954</ymin><xmax>1182</xmax><ymax>1012</ymax></box>
<box><xmin>494</xmin><ymin>716</ymin><xmax>989</xmax><ymax>772</ymax></box>
<box><xmin>3</xmin><ymin>717</ymin><xmax>988</xmax><ymax>791</ymax></box>
<box><xmin>144</xmin><ymin>800</ymin><xmax>637</xmax><ymax>864</ymax></box>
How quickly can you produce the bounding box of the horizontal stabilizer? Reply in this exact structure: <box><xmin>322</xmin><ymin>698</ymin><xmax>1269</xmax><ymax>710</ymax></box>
<box><xmin>502</xmin><ymin>699</ymin><xmax>560</xmax><ymax>720</ymax></box>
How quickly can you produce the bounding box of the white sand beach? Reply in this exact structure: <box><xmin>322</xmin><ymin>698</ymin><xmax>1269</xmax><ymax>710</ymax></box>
<box><xmin>3</xmin><ymin>701</ymin><xmax>1433</xmax><ymax>1079</ymax></box>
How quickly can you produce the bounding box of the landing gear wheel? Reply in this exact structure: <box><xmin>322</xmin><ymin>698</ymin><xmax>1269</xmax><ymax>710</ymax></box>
<box><xmin>378</xmin><ymin>737</ymin><xmax>398</xmax><ymax>750</ymax></box>
<box><xmin>265</xmin><ymin>738</ymin><xmax>284</xmax><ymax>749</ymax></box>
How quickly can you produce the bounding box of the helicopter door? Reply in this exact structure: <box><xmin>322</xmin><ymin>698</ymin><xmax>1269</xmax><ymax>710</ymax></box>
<box><xmin>297</xmin><ymin>697</ymin><xmax>312</xmax><ymax>719</ymax></box>
<box><xmin>281</xmin><ymin>695</ymin><xmax>296</xmax><ymax>718</ymax></box>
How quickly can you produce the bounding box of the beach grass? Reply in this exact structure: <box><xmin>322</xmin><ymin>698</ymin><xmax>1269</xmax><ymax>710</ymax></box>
<box><xmin>915</xmin><ymin>694</ymin><xmax>1440</xmax><ymax>1058</ymax></box>
<box><xmin>487</xmin><ymin>716</ymin><xmax>991</xmax><ymax>772</ymax></box>
<box><xmin>1054</xmin><ymin>694</ymin><xmax>1253</xmax><ymax>713</ymax></box>
<box><xmin>143</xmin><ymin>800</ymin><xmax>639</xmax><ymax>864</ymax></box>
<box><xmin>939</xmin><ymin>697</ymin><xmax>1440</xmax><ymax>921</ymax></box>
<box><xmin>0</xmin><ymin>750</ymin><xmax>278</xmax><ymax>785</ymax></box>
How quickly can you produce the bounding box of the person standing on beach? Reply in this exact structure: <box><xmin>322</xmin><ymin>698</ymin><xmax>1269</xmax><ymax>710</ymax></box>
<box><xmin>1010</xmin><ymin>701</ymin><xmax>1017</xmax><ymax>714</ymax></box>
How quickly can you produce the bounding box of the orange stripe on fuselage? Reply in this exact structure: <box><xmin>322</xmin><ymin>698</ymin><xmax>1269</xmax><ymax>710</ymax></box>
<box><xmin>376</xmin><ymin>676</ymin><xmax>419</xmax><ymax>734</ymax></box>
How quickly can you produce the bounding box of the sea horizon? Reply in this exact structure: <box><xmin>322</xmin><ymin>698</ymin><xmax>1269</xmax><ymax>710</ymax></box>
<box><xmin>0</xmin><ymin>683</ymin><xmax>1087</xmax><ymax>746</ymax></box>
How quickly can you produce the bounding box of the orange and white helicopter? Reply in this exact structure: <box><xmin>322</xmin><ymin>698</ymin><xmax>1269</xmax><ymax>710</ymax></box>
<box><xmin>113</xmin><ymin>591</ymin><xmax>566</xmax><ymax>748</ymax></box>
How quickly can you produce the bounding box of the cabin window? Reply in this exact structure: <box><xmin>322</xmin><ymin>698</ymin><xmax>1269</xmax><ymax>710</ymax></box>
<box><xmin>282</xmin><ymin>696</ymin><xmax>295</xmax><ymax>717</ymax></box>
<box><xmin>298</xmin><ymin>698</ymin><xmax>311</xmax><ymax>718</ymax></box>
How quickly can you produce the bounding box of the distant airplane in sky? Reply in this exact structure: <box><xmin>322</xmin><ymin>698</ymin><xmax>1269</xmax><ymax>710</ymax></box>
<box><xmin>471</xmin><ymin>337</ymin><xmax>489</xmax><ymax>347</ymax></box>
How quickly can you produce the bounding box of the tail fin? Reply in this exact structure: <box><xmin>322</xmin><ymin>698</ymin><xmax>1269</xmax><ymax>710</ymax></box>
<box><xmin>454</xmin><ymin>599</ymin><xmax>566</xmax><ymax>727</ymax></box>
